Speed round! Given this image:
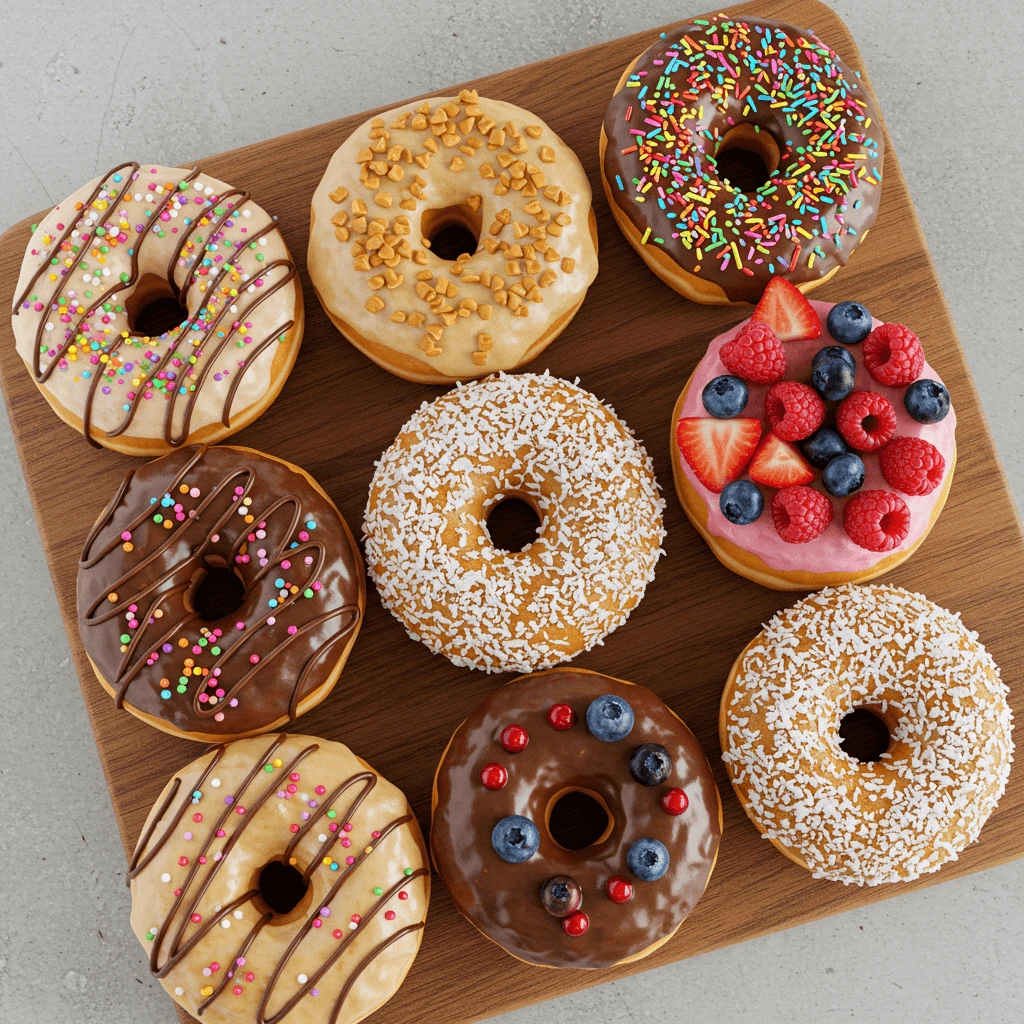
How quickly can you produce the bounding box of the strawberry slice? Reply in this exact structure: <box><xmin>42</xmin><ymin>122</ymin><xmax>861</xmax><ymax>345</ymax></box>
<box><xmin>676</xmin><ymin>417</ymin><xmax>762</xmax><ymax>493</ymax></box>
<box><xmin>751</xmin><ymin>277</ymin><xmax>821</xmax><ymax>342</ymax></box>
<box><xmin>748</xmin><ymin>432</ymin><xmax>815</xmax><ymax>487</ymax></box>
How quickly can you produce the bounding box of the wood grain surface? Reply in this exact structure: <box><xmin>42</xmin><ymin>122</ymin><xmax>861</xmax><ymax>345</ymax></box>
<box><xmin>1</xmin><ymin>3</ymin><xmax>1022</xmax><ymax>1022</ymax></box>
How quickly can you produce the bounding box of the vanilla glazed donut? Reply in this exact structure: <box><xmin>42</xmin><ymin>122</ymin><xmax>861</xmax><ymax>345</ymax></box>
<box><xmin>430</xmin><ymin>669</ymin><xmax>722</xmax><ymax>968</ymax></box>
<box><xmin>129</xmin><ymin>732</ymin><xmax>429</xmax><ymax>1024</ymax></box>
<box><xmin>308</xmin><ymin>90</ymin><xmax>598</xmax><ymax>383</ymax></box>
<box><xmin>11</xmin><ymin>162</ymin><xmax>303</xmax><ymax>455</ymax></box>
<box><xmin>78</xmin><ymin>445</ymin><xmax>364</xmax><ymax>742</ymax></box>
<box><xmin>362</xmin><ymin>373</ymin><xmax>665</xmax><ymax>673</ymax></box>
<box><xmin>720</xmin><ymin>585</ymin><xmax>1014</xmax><ymax>885</ymax></box>
<box><xmin>600</xmin><ymin>14</ymin><xmax>883</xmax><ymax>304</ymax></box>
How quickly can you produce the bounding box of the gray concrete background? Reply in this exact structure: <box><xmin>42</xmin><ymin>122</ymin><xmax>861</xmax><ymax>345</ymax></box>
<box><xmin>1</xmin><ymin>1</ymin><xmax>1021</xmax><ymax>1021</ymax></box>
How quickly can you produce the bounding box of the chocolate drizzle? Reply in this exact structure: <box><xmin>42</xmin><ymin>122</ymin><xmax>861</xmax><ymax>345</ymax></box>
<box><xmin>78</xmin><ymin>445</ymin><xmax>363</xmax><ymax>738</ymax></box>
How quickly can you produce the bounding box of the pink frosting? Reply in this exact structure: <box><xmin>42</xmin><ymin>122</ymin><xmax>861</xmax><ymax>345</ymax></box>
<box><xmin>676</xmin><ymin>300</ymin><xmax>957</xmax><ymax>573</ymax></box>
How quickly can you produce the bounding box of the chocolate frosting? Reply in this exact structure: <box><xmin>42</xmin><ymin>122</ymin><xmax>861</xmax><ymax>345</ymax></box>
<box><xmin>431</xmin><ymin>670</ymin><xmax>721</xmax><ymax>968</ymax></box>
<box><xmin>78</xmin><ymin>445</ymin><xmax>363</xmax><ymax>738</ymax></box>
<box><xmin>602</xmin><ymin>15</ymin><xmax>883</xmax><ymax>302</ymax></box>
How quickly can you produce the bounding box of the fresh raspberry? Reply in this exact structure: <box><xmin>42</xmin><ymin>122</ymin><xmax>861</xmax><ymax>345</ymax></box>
<box><xmin>720</xmin><ymin>322</ymin><xmax>787</xmax><ymax>384</ymax></box>
<box><xmin>764</xmin><ymin>381</ymin><xmax>825</xmax><ymax>441</ymax></box>
<box><xmin>836</xmin><ymin>390</ymin><xmax>897</xmax><ymax>451</ymax></box>
<box><xmin>843</xmin><ymin>490</ymin><xmax>911</xmax><ymax>551</ymax></box>
<box><xmin>863</xmin><ymin>323</ymin><xmax>925</xmax><ymax>386</ymax></box>
<box><xmin>770</xmin><ymin>485</ymin><xmax>833</xmax><ymax>544</ymax></box>
<box><xmin>879</xmin><ymin>436</ymin><xmax>946</xmax><ymax>496</ymax></box>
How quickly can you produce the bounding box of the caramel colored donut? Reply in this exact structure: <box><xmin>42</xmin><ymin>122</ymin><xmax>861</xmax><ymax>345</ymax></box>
<box><xmin>671</xmin><ymin>300</ymin><xmax>956</xmax><ymax>590</ymax></box>
<box><xmin>11</xmin><ymin>162</ymin><xmax>303</xmax><ymax>455</ymax></box>
<box><xmin>78</xmin><ymin>445</ymin><xmax>364</xmax><ymax>742</ymax></box>
<box><xmin>720</xmin><ymin>585</ymin><xmax>1014</xmax><ymax>885</ymax></box>
<box><xmin>129</xmin><ymin>733</ymin><xmax>430</xmax><ymax>1024</ymax></box>
<box><xmin>430</xmin><ymin>669</ymin><xmax>722</xmax><ymax>968</ymax></box>
<box><xmin>308</xmin><ymin>90</ymin><xmax>598</xmax><ymax>383</ymax></box>
<box><xmin>363</xmin><ymin>373</ymin><xmax>665</xmax><ymax>672</ymax></box>
<box><xmin>600</xmin><ymin>15</ymin><xmax>883</xmax><ymax>304</ymax></box>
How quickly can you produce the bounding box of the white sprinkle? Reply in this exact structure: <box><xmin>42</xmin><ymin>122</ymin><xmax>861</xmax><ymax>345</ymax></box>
<box><xmin>160</xmin><ymin>872</ymin><xmax>171</xmax><ymax>883</ymax></box>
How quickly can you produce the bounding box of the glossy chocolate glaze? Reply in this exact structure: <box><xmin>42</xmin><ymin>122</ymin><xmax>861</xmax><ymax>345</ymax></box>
<box><xmin>78</xmin><ymin>445</ymin><xmax>362</xmax><ymax>738</ymax></box>
<box><xmin>602</xmin><ymin>15</ymin><xmax>883</xmax><ymax>302</ymax></box>
<box><xmin>431</xmin><ymin>670</ymin><xmax>721</xmax><ymax>968</ymax></box>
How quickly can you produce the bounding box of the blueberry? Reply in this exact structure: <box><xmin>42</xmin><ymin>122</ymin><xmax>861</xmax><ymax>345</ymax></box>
<box><xmin>801</xmin><ymin>427</ymin><xmax>847</xmax><ymax>469</ymax></box>
<box><xmin>719</xmin><ymin>480</ymin><xmax>764</xmax><ymax>525</ymax></box>
<box><xmin>629</xmin><ymin>743</ymin><xmax>673</xmax><ymax>786</ymax></box>
<box><xmin>627</xmin><ymin>838</ymin><xmax>670</xmax><ymax>881</ymax></box>
<box><xmin>540</xmin><ymin>875</ymin><xmax>582</xmax><ymax>917</ymax></box>
<box><xmin>904</xmin><ymin>379</ymin><xmax>950</xmax><ymax>424</ymax></box>
<box><xmin>586</xmin><ymin>695</ymin><xmax>634</xmax><ymax>742</ymax></box>
<box><xmin>827</xmin><ymin>301</ymin><xmax>872</xmax><ymax>344</ymax></box>
<box><xmin>701</xmin><ymin>375</ymin><xmax>749</xmax><ymax>418</ymax></box>
<box><xmin>811</xmin><ymin>345</ymin><xmax>856</xmax><ymax>401</ymax></box>
<box><xmin>822</xmin><ymin>452</ymin><xmax>865</xmax><ymax>497</ymax></box>
<box><xmin>491</xmin><ymin>815</ymin><xmax>540</xmax><ymax>863</ymax></box>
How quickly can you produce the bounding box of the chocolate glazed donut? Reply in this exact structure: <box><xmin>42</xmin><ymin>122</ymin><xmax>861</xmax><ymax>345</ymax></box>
<box><xmin>430</xmin><ymin>669</ymin><xmax>722</xmax><ymax>968</ymax></box>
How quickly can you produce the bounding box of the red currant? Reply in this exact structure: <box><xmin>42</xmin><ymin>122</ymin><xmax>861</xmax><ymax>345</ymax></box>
<box><xmin>661</xmin><ymin>788</ymin><xmax>689</xmax><ymax>815</ymax></box>
<box><xmin>479</xmin><ymin>763</ymin><xmax>508</xmax><ymax>790</ymax></box>
<box><xmin>547</xmin><ymin>703</ymin><xmax>575</xmax><ymax>731</ymax></box>
<box><xmin>605</xmin><ymin>875</ymin><xmax>634</xmax><ymax>903</ymax></box>
<box><xmin>500</xmin><ymin>724</ymin><xmax>529</xmax><ymax>753</ymax></box>
<box><xmin>561</xmin><ymin>910</ymin><xmax>589</xmax><ymax>936</ymax></box>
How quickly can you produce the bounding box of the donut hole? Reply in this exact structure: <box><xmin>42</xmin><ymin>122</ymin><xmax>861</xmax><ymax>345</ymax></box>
<box><xmin>126</xmin><ymin>274</ymin><xmax>187</xmax><ymax>339</ymax></box>
<box><xmin>484</xmin><ymin>496</ymin><xmax>542</xmax><ymax>553</ymax></box>
<box><xmin>188</xmin><ymin>560</ymin><xmax>246</xmax><ymax>622</ymax></box>
<box><xmin>715</xmin><ymin>124</ymin><xmax>780</xmax><ymax>192</ymax></box>
<box><xmin>839</xmin><ymin>707</ymin><xmax>891</xmax><ymax>763</ymax></box>
<box><xmin>421</xmin><ymin>202</ymin><xmax>483</xmax><ymax>262</ymax></box>
<box><xmin>545</xmin><ymin>787</ymin><xmax>614</xmax><ymax>850</ymax></box>
<box><xmin>255</xmin><ymin>859</ymin><xmax>310</xmax><ymax>918</ymax></box>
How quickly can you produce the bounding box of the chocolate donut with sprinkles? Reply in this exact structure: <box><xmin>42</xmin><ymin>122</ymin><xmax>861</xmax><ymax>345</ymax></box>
<box><xmin>11</xmin><ymin>162</ymin><xmax>303</xmax><ymax>454</ymax></box>
<box><xmin>128</xmin><ymin>732</ymin><xmax>429</xmax><ymax>1024</ymax></box>
<box><xmin>431</xmin><ymin>669</ymin><xmax>722</xmax><ymax>968</ymax></box>
<box><xmin>600</xmin><ymin>14</ymin><xmax>883</xmax><ymax>304</ymax></box>
<box><xmin>721</xmin><ymin>585</ymin><xmax>1014</xmax><ymax>886</ymax></box>
<box><xmin>78</xmin><ymin>445</ymin><xmax>364</xmax><ymax>742</ymax></box>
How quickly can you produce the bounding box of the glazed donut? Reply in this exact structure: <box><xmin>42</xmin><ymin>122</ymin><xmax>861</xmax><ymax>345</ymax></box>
<box><xmin>129</xmin><ymin>732</ymin><xmax>429</xmax><ymax>1024</ymax></box>
<box><xmin>11</xmin><ymin>162</ymin><xmax>303</xmax><ymax>455</ymax></box>
<box><xmin>78</xmin><ymin>444</ymin><xmax>364</xmax><ymax>742</ymax></box>
<box><xmin>308</xmin><ymin>90</ymin><xmax>598</xmax><ymax>383</ymax></box>
<box><xmin>720</xmin><ymin>585</ymin><xmax>1014</xmax><ymax>886</ymax></box>
<box><xmin>671</xmin><ymin>289</ymin><xmax>956</xmax><ymax>590</ymax></box>
<box><xmin>430</xmin><ymin>669</ymin><xmax>721</xmax><ymax>968</ymax></box>
<box><xmin>600</xmin><ymin>14</ymin><xmax>883</xmax><ymax>304</ymax></box>
<box><xmin>362</xmin><ymin>373</ymin><xmax>665</xmax><ymax>672</ymax></box>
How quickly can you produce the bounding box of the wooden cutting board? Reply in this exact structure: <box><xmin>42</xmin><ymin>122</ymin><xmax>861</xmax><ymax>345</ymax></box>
<box><xmin>2</xmin><ymin>2</ymin><xmax>1022</xmax><ymax>1022</ymax></box>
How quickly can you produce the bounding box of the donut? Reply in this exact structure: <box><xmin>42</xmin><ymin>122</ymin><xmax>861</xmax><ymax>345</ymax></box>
<box><xmin>430</xmin><ymin>668</ymin><xmax>721</xmax><ymax>968</ymax></box>
<box><xmin>671</xmin><ymin>287</ymin><xmax>956</xmax><ymax>590</ymax></box>
<box><xmin>362</xmin><ymin>373</ymin><xmax>665</xmax><ymax>672</ymax></box>
<box><xmin>128</xmin><ymin>732</ymin><xmax>430</xmax><ymax>1024</ymax></box>
<box><xmin>11</xmin><ymin>162</ymin><xmax>303</xmax><ymax>455</ymax></box>
<box><xmin>308</xmin><ymin>90</ymin><xmax>598</xmax><ymax>383</ymax></box>
<box><xmin>78</xmin><ymin>444</ymin><xmax>364</xmax><ymax>742</ymax></box>
<box><xmin>720</xmin><ymin>585</ymin><xmax>1014</xmax><ymax>885</ymax></box>
<box><xmin>600</xmin><ymin>14</ymin><xmax>883</xmax><ymax>304</ymax></box>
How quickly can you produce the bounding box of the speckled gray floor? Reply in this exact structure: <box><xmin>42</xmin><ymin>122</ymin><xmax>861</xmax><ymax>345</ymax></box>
<box><xmin>1</xmin><ymin>2</ymin><xmax>1022</xmax><ymax>1022</ymax></box>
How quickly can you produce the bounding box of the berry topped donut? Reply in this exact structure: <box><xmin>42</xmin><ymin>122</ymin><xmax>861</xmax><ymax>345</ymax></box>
<box><xmin>671</xmin><ymin>280</ymin><xmax>956</xmax><ymax>590</ymax></box>
<box><xmin>309</xmin><ymin>90</ymin><xmax>598</xmax><ymax>383</ymax></box>
<box><xmin>601</xmin><ymin>14</ymin><xmax>883</xmax><ymax>304</ymax></box>
<box><xmin>430</xmin><ymin>669</ymin><xmax>721</xmax><ymax>968</ymax></box>
<box><xmin>11</xmin><ymin>162</ymin><xmax>303</xmax><ymax>454</ymax></box>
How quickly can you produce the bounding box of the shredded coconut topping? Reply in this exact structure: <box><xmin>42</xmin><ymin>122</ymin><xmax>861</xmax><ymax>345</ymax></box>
<box><xmin>363</xmin><ymin>372</ymin><xmax>666</xmax><ymax>672</ymax></box>
<box><xmin>721</xmin><ymin>584</ymin><xmax>1014</xmax><ymax>886</ymax></box>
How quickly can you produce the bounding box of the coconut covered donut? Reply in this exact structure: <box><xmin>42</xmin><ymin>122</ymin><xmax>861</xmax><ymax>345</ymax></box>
<box><xmin>128</xmin><ymin>733</ymin><xmax>429</xmax><ymax>1024</ymax></box>
<box><xmin>363</xmin><ymin>373</ymin><xmax>665</xmax><ymax>672</ymax></box>
<box><xmin>78</xmin><ymin>445</ymin><xmax>364</xmax><ymax>742</ymax></box>
<box><xmin>720</xmin><ymin>585</ymin><xmax>1014</xmax><ymax>886</ymax></box>
<box><xmin>11</xmin><ymin>162</ymin><xmax>303</xmax><ymax>454</ymax></box>
<box><xmin>308</xmin><ymin>90</ymin><xmax>598</xmax><ymax>383</ymax></box>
